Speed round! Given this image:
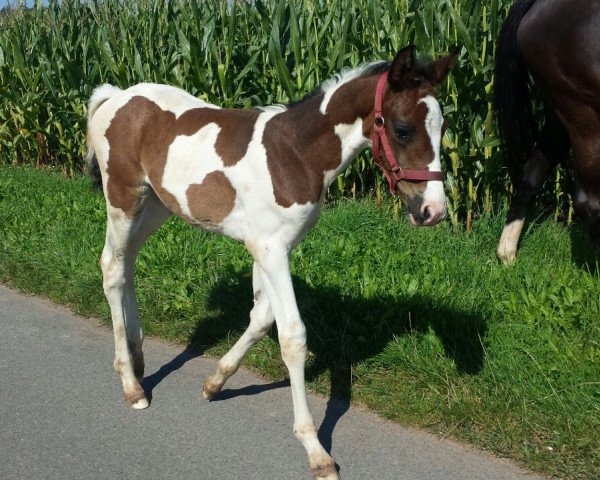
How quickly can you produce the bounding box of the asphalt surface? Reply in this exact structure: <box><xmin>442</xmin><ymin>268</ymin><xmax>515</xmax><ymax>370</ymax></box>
<box><xmin>0</xmin><ymin>285</ymin><xmax>544</xmax><ymax>480</ymax></box>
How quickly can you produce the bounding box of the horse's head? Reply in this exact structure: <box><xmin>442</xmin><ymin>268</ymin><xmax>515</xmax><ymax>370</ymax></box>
<box><xmin>374</xmin><ymin>45</ymin><xmax>458</xmax><ymax>226</ymax></box>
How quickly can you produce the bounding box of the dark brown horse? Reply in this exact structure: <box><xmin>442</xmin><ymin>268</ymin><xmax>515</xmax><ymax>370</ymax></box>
<box><xmin>495</xmin><ymin>0</ymin><xmax>600</xmax><ymax>263</ymax></box>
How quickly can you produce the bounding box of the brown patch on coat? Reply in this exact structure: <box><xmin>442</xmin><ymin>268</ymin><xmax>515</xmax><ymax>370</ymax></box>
<box><xmin>103</xmin><ymin>98</ymin><xmax>146</xmax><ymax>216</ymax></box>
<box><xmin>186</xmin><ymin>171</ymin><xmax>236</xmax><ymax>223</ymax></box>
<box><xmin>104</xmin><ymin>96</ymin><xmax>257</xmax><ymax>218</ymax></box>
<box><xmin>263</xmin><ymin>77</ymin><xmax>376</xmax><ymax>208</ymax></box>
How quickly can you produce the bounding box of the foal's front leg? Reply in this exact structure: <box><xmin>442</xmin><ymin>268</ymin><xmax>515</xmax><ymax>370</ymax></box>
<box><xmin>203</xmin><ymin>261</ymin><xmax>275</xmax><ymax>400</ymax></box>
<box><xmin>254</xmin><ymin>244</ymin><xmax>338</xmax><ymax>480</ymax></box>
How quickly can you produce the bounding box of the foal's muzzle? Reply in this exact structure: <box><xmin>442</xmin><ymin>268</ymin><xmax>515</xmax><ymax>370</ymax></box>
<box><xmin>408</xmin><ymin>201</ymin><xmax>446</xmax><ymax>226</ymax></box>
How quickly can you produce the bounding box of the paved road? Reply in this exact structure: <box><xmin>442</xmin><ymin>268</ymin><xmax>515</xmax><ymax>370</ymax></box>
<box><xmin>0</xmin><ymin>285</ymin><xmax>544</xmax><ymax>480</ymax></box>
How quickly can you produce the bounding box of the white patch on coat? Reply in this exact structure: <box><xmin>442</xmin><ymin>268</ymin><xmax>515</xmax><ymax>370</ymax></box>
<box><xmin>258</xmin><ymin>104</ymin><xmax>287</xmax><ymax>113</ymax></box>
<box><xmin>219</xmin><ymin>111</ymin><xmax>279</xmax><ymax>241</ymax></box>
<box><xmin>88</xmin><ymin>84</ymin><xmax>121</xmax><ymax>120</ymax></box>
<box><xmin>322</xmin><ymin>118</ymin><xmax>369</xmax><ymax>188</ymax></box>
<box><xmin>130</xmin><ymin>83</ymin><xmax>219</xmax><ymax>118</ymax></box>
<box><xmin>160</xmin><ymin>123</ymin><xmax>223</xmax><ymax>218</ymax></box>
<box><xmin>418</xmin><ymin>95</ymin><xmax>445</xmax><ymax>206</ymax></box>
<box><xmin>221</xmin><ymin>110</ymin><xmax>320</xmax><ymax>249</ymax></box>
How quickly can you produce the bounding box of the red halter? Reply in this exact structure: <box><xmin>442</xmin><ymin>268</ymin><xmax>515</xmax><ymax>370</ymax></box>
<box><xmin>371</xmin><ymin>71</ymin><xmax>444</xmax><ymax>194</ymax></box>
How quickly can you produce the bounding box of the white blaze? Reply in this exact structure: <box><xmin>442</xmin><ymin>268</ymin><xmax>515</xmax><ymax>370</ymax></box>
<box><xmin>418</xmin><ymin>95</ymin><xmax>445</xmax><ymax>207</ymax></box>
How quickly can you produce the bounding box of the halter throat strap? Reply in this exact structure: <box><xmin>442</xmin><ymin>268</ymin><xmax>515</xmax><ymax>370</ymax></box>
<box><xmin>371</xmin><ymin>71</ymin><xmax>444</xmax><ymax>193</ymax></box>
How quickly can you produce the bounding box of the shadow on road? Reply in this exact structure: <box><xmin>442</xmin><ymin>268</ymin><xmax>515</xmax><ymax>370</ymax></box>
<box><xmin>212</xmin><ymin>379</ymin><xmax>291</xmax><ymax>401</ymax></box>
<box><xmin>142</xmin><ymin>347</ymin><xmax>202</xmax><ymax>402</ymax></box>
<box><xmin>143</xmin><ymin>270</ymin><xmax>487</xmax><ymax>456</ymax></box>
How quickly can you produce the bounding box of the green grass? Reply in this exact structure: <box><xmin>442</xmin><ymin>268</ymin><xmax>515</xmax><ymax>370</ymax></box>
<box><xmin>1</xmin><ymin>165</ymin><xmax>599</xmax><ymax>478</ymax></box>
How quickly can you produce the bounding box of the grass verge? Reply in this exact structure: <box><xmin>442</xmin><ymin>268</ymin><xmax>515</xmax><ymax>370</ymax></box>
<box><xmin>1</xmin><ymin>165</ymin><xmax>599</xmax><ymax>478</ymax></box>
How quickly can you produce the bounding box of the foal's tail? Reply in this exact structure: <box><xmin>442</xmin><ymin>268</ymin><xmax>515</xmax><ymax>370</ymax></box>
<box><xmin>86</xmin><ymin>84</ymin><xmax>121</xmax><ymax>190</ymax></box>
<box><xmin>494</xmin><ymin>0</ymin><xmax>537</xmax><ymax>183</ymax></box>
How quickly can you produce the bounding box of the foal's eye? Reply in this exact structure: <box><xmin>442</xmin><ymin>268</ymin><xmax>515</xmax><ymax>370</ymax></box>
<box><xmin>394</xmin><ymin>124</ymin><xmax>413</xmax><ymax>142</ymax></box>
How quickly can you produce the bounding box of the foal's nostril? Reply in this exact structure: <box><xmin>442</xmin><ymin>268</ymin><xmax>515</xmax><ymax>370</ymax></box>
<box><xmin>423</xmin><ymin>206</ymin><xmax>431</xmax><ymax>222</ymax></box>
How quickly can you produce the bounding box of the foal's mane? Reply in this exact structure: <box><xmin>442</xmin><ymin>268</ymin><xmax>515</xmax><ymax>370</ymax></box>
<box><xmin>282</xmin><ymin>61</ymin><xmax>391</xmax><ymax>110</ymax></box>
<box><xmin>319</xmin><ymin>61</ymin><xmax>391</xmax><ymax>96</ymax></box>
<box><xmin>281</xmin><ymin>55</ymin><xmax>441</xmax><ymax>111</ymax></box>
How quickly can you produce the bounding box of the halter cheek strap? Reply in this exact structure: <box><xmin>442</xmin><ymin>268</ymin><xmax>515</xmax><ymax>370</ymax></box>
<box><xmin>371</xmin><ymin>71</ymin><xmax>444</xmax><ymax>194</ymax></box>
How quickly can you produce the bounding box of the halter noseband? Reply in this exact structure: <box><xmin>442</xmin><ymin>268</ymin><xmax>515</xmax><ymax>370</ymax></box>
<box><xmin>371</xmin><ymin>71</ymin><xmax>444</xmax><ymax>194</ymax></box>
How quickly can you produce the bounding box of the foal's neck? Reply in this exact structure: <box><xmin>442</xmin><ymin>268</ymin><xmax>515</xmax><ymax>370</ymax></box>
<box><xmin>280</xmin><ymin>75</ymin><xmax>378</xmax><ymax>179</ymax></box>
<box><xmin>260</xmin><ymin>74</ymin><xmax>380</xmax><ymax>209</ymax></box>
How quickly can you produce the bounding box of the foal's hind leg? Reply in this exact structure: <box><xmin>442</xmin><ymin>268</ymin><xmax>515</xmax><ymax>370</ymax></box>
<box><xmin>101</xmin><ymin>191</ymin><xmax>170</xmax><ymax>408</ymax></box>
<box><xmin>203</xmin><ymin>261</ymin><xmax>275</xmax><ymax>400</ymax></box>
<box><xmin>497</xmin><ymin>112</ymin><xmax>570</xmax><ymax>264</ymax></box>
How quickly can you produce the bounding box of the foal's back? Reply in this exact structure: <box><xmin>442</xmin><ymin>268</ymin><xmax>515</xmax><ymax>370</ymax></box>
<box><xmin>88</xmin><ymin>83</ymin><xmax>297</xmax><ymax>242</ymax></box>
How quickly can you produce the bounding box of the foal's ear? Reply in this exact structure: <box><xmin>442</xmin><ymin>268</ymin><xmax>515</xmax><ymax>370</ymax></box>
<box><xmin>426</xmin><ymin>46</ymin><xmax>460</xmax><ymax>86</ymax></box>
<box><xmin>388</xmin><ymin>45</ymin><xmax>417</xmax><ymax>89</ymax></box>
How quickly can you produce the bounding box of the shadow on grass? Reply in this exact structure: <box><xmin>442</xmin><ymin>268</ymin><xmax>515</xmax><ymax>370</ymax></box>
<box><xmin>144</xmin><ymin>270</ymin><xmax>487</xmax><ymax>457</ymax></box>
<box><xmin>570</xmin><ymin>223</ymin><xmax>600</xmax><ymax>275</ymax></box>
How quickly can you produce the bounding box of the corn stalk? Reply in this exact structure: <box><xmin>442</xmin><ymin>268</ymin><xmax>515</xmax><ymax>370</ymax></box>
<box><xmin>0</xmin><ymin>0</ymin><xmax>569</xmax><ymax>226</ymax></box>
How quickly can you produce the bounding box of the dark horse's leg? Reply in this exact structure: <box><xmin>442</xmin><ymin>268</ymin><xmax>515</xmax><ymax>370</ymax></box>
<box><xmin>497</xmin><ymin>111</ymin><xmax>570</xmax><ymax>264</ymax></box>
<box><xmin>573</xmin><ymin>183</ymin><xmax>600</xmax><ymax>245</ymax></box>
<box><xmin>572</xmin><ymin>136</ymin><xmax>600</xmax><ymax>246</ymax></box>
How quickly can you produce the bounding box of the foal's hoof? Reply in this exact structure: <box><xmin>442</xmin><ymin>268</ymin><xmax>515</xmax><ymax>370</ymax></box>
<box><xmin>125</xmin><ymin>390</ymin><xmax>149</xmax><ymax>409</ymax></box>
<box><xmin>131</xmin><ymin>397</ymin><xmax>150</xmax><ymax>409</ymax></box>
<box><xmin>312</xmin><ymin>463</ymin><xmax>340</xmax><ymax>480</ymax></box>
<box><xmin>202</xmin><ymin>376</ymin><xmax>222</xmax><ymax>401</ymax></box>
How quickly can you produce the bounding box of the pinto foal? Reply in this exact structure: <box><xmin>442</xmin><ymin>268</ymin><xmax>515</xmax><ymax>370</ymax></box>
<box><xmin>87</xmin><ymin>46</ymin><xmax>457</xmax><ymax>479</ymax></box>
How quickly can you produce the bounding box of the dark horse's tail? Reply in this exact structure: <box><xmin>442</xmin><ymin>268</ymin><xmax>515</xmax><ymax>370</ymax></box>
<box><xmin>494</xmin><ymin>0</ymin><xmax>538</xmax><ymax>182</ymax></box>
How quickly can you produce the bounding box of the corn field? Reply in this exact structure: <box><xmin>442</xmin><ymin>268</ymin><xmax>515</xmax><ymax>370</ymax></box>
<box><xmin>0</xmin><ymin>0</ymin><xmax>573</xmax><ymax>229</ymax></box>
